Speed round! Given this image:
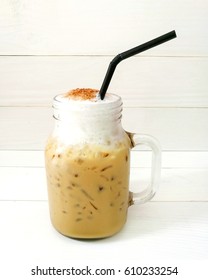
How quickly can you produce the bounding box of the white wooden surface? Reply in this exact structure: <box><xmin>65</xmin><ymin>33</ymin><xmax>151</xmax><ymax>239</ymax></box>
<box><xmin>0</xmin><ymin>0</ymin><xmax>207</xmax><ymax>56</ymax></box>
<box><xmin>0</xmin><ymin>0</ymin><xmax>208</xmax><ymax>276</ymax></box>
<box><xmin>1</xmin><ymin>56</ymin><xmax>208</xmax><ymax>108</ymax></box>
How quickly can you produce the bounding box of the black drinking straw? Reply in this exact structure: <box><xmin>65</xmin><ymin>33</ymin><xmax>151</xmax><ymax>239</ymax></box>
<box><xmin>99</xmin><ymin>30</ymin><xmax>177</xmax><ymax>100</ymax></box>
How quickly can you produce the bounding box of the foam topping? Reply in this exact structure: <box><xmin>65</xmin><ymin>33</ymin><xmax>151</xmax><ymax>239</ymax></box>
<box><xmin>54</xmin><ymin>88</ymin><xmax>122</xmax><ymax>108</ymax></box>
<box><xmin>53</xmin><ymin>88</ymin><xmax>124</xmax><ymax>145</ymax></box>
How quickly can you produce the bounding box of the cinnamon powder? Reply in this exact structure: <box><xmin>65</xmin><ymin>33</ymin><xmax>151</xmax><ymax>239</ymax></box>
<box><xmin>64</xmin><ymin>88</ymin><xmax>99</xmax><ymax>100</ymax></box>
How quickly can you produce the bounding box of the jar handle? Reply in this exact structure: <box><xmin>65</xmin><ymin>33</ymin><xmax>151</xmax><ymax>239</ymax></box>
<box><xmin>127</xmin><ymin>132</ymin><xmax>161</xmax><ymax>204</ymax></box>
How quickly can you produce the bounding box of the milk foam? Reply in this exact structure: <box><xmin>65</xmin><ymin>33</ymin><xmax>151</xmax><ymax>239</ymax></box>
<box><xmin>53</xmin><ymin>91</ymin><xmax>125</xmax><ymax>146</ymax></box>
<box><xmin>55</xmin><ymin>92</ymin><xmax>122</xmax><ymax>107</ymax></box>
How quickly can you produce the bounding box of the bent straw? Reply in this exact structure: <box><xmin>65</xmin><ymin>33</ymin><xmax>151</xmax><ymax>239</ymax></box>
<box><xmin>99</xmin><ymin>30</ymin><xmax>177</xmax><ymax>100</ymax></box>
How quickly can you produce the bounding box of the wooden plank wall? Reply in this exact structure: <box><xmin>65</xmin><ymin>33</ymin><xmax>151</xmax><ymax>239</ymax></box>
<box><xmin>0</xmin><ymin>0</ymin><xmax>208</xmax><ymax>151</ymax></box>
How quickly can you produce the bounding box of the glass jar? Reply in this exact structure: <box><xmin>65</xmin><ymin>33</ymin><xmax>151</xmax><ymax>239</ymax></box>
<box><xmin>45</xmin><ymin>89</ymin><xmax>161</xmax><ymax>239</ymax></box>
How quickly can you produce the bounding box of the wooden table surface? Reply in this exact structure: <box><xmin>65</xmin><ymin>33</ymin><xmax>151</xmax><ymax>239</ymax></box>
<box><xmin>1</xmin><ymin>1</ymin><xmax>208</xmax><ymax>278</ymax></box>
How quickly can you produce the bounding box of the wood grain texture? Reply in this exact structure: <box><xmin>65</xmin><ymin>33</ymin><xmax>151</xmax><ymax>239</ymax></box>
<box><xmin>0</xmin><ymin>56</ymin><xmax>208</xmax><ymax>108</ymax></box>
<box><xmin>0</xmin><ymin>0</ymin><xmax>207</xmax><ymax>56</ymax></box>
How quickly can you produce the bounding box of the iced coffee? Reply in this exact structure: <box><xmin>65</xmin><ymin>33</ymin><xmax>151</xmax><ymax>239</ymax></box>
<box><xmin>45</xmin><ymin>89</ymin><xmax>132</xmax><ymax>238</ymax></box>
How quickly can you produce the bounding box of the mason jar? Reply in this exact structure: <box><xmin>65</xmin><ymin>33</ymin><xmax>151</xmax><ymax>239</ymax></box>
<box><xmin>45</xmin><ymin>88</ymin><xmax>161</xmax><ymax>239</ymax></box>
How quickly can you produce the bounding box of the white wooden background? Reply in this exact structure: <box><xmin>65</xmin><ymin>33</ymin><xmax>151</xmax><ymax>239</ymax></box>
<box><xmin>0</xmin><ymin>0</ymin><xmax>208</xmax><ymax>275</ymax></box>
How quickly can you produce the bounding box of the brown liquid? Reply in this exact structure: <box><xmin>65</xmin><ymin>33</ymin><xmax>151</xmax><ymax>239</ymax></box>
<box><xmin>45</xmin><ymin>137</ymin><xmax>131</xmax><ymax>238</ymax></box>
